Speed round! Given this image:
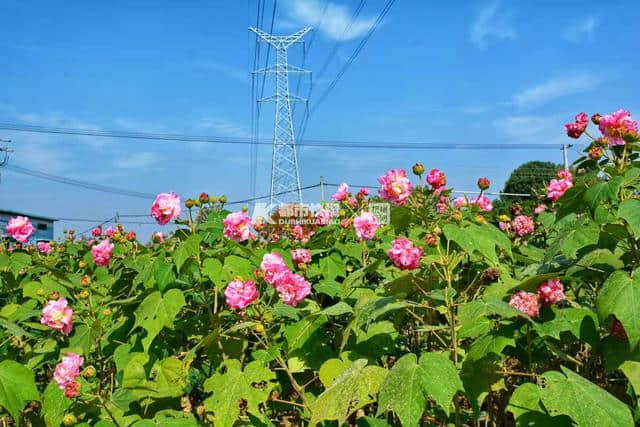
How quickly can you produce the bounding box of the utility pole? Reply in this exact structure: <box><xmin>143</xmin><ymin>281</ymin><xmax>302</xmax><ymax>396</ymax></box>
<box><xmin>250</xmin><ymin>26</ymin><xmax>312</xmax><ymax>208</ymax></box>
<box><xmin>562</xmin><ymin>144</ymin><xmax>571</xmax><ymax>169</ymax></box>
<box><xmin>320</xmin><ymin>176</ymin><xmax>325</xmax><ymax>203</ymax></box>
<box><xmin>0</xmin><ymin>139</ymin><xmax>13</xmax><ymax>184</ymax></box>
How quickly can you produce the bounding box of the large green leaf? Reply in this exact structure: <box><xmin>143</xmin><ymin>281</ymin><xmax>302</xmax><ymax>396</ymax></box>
<box><xmin>534</xmin><ymin>307</ymin><xmax>599</xmax><ymax>346</ymax></box>
<box><xmin>42</xmin><ymin>381</ymin><xmax>72</xmax><ymax>427</ymax></box>
<box><xmin>539</xmin><ymin>367</ymin><xmax>633</xmax><ymax>427</ymax></box>
<box><xmin>311</xmin><ymin>359</ymin><xmax>386</xmax><ymax>426</ymax></box>
<box><xmin>377</xmin><ymin>354</ymin><xmax>426</xmax><ymax>426</ymax></box>
<box><xmin>133</xmin><ymin>289</ymin><xmax>186</xmax><ymax>352</ymax></box>
<box><xmin>596</xmin><ymin>270</ymin><xmax>640</xmax><ymax>349</ymax></box>
<box><xmin>458</xmin><ymin>297</ymin><xmax>521</xmax><ymax>338</ymax></box>
<box><xmin>507</xmin><ymin>382</ymin><xmax>571</xmax><ymax>427</ymax></box>
<box><xmin>377</xmin><ymin>353</ymin><xmax>461</xmax><ymax>425</ymax></box>
<box><xmin>418</xmin><ymin>352</ymin><xmax>463</xmax><ymax>414</ymax></box>
<box><xmin>618</xmin><ymin>199</ymin><xmax>640</xmax><ymax>237</ymax></box>
<box><xmin>173</xmin><ymin>234</ymin><xmax>202</xmax><ymax>271</ymax></box>
<box><xmin>0</xmin><ymin>360</ymin><xmax>40</xmax><ymax>421</ymax></box>
<box><xmin>203</xmin><ymin>359</ymin><xmax>275</xmax><ymax>427</ymax></box>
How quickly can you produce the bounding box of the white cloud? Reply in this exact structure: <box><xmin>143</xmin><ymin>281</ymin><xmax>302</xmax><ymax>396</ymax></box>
<box><xmin>493</xmin><ymin>115</ymin><xmax>554</xmax><ymax>139</ymax></box>
<box><xmin>564</xmin><ymin>16</ymin><xmax>598</xmax><ymax>43</ymax></box>
<box><xmin>470</xmin><ymin>0</ymin><xmax>516</xmax><ymax>49</ymax></box>
<box><xmin>284</xmin><ymin>0</ymin><xmax>376</xmax><ymax>41</ymax></box>
<box><xmin>513</xmin><ymin>73</ymin><xmax>601</xmax><ymax>106</ymax></box>
<box><xmin>113</xmin><ymin>152</ymin><xmax>159</xmax><ymax>169</ymax></box>
<box><xmin>193</xmin><ymin>117</ymin><xmax>249</xmax><ymax>138</ymax></box>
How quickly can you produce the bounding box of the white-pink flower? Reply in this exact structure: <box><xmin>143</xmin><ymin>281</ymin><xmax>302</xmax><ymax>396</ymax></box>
<box><xmin>150</xmin><ymin>192</ymin><xmax>182</xmax><ymax>225</ymax></box>
<box><xmin>599</xmin><ymin>109</ymin><xmax>638</xmax><ymax>146</ymax></box>
<box><xmin>315</xmin><ymin>209</ymin><xmax>334</xmax><ymax>226</ymax></box>
<box><xmin>53</xmin><ymin>352</ymin><xmax>84</xmax><ymax>390</ymax></box>
<box><xmin>6</xmin><ymin>216</ymin><xmax>35</xmax><ymax>244</ymax></box>
<box><xmin>331</xmin><ymin>183</ymin><xmax>349</xmax><ymax>202</ymax></box>
<box><xmin>378</xmin><ymin>169</ymin><xmax>412</xmax><ymax>206</ymax></box>
<box><xmin>387</xmin><ymin>237</ymin><xmax>423</xmax><ymax>270</ymax></box>
<box><xmin>260</xmin><ymin>252</ymin><xmax>289</xmax><ymax>285</ymax></box>
<box><xmin>225</xmin><ymin>279</ymin><xmax>259</xmax><ymax>309</ymax></box>
<box><xmin>274</xmin><ymin>271</ymin><xmax>311</xmax><ymax>306</ymax></box>
<box><xmin>291</xmin><ymin>248</ymin><xmax>311</xmax><ymax>265</ymax></box>
<box><xmin>41</xmin><ymin>297</ymin><xmax>74</xmax><ymax>334</ymax></box>
<box><xmin>223</xmin><ymin>211</ymin><xmax>252</xmax><ymax>242</ymax></box>
<box><xmin>37</xmin><ymin>241</ymin><xmax>52</xmax><ymax>255</ymax></box>
<box><xmin>512</xmin><ymin>215</ymin><xmax>534</xmax><ymax>237</ymax></box>
<box><xmin>92</xmin><ymin>240</ymin><xmax>115</xmax><ymax>267</ymax></box>
<box><xmin>353</xmin><ymin>211</ymin><xmax>380</xmax><ymax>241</ymax></box>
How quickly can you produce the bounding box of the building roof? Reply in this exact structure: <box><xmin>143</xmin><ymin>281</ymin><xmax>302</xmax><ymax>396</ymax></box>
<box><xmin>0</xmin><ymin>210</ymin><xmax>58</xmax><ymax>221</ymax></box>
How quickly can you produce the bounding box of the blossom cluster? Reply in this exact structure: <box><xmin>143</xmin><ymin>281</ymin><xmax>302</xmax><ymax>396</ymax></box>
<box><xmin>6</xmin><ymin>216</ymin><xmax>35</xmax><ymax>244</ymax></box>
<box><xmin>150</xmin><ymin>192</ymin><xmax>182</xmax><ymax>225</ymax></box>
<box><xmin>223</xmin><ymin>211</ymin><xmax>253</xmax><ymax>242</ymax></box>
<box><xmin>387</xmin><ymin>237</ymin><xmax>423</xmax><ymax>270</ymax></box>
<box><xmin>509</xmin><ymin>278</ymin><xmax>566</xmax><ymax>317</ymax></box>
<box><xmin>259</xmin><ymin>252</ymin><xmax>311</xmax><ymax>306</ymax></box>
<box><xmin>224</xmin><ymin>279</ymin><xmax>259</xmax><ymax>310</ymax></box>
<box><xmin>53</xmin><ymin>352</ymin><xmax>84</xmax><ymax>397</ymax></box>
<box><xmin>547</xmin><ymin>169</ymin><xmax>573</xmax><ymax>202</ymax></box>
<box><xmin>41</xmin><ymin>297</ymin><xmax>74</xmax><ymax>334</ymax></box>
<box><xmin>378</xmin><ymin>169</ymin><xmax>412</xmax><ymax>206</ymax></box>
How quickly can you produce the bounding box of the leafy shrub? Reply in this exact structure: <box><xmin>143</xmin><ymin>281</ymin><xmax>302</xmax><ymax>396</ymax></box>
<box><xmin>1</xmin><ymin>110</ymin><xmax>640</xmax><ymax>426</ymax></box>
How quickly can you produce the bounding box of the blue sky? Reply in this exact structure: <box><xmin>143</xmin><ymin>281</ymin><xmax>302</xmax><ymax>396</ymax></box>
<box><xmin>1</xmin><ymin>0</ymin><xmax>639</xmax><ymax>240</ymax></box>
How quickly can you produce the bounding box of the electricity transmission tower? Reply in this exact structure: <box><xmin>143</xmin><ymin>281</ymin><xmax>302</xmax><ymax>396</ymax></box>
<box><xmin>250</xmin><ymin>26</ymin><xmax>311</xmax><ymax>208</ymax></box>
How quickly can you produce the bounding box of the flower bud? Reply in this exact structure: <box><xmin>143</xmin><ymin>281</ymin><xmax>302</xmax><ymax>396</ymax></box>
<box><xmin>412</xmin><ymin>162</ymin><xmax>425</xmax><ymax>176</ymax></box>
<box><xmin>196</xmin><ymin>405</ymin><xmax>206</xmax><ymax>417</ymax></box>
<box><xmin>199</xmin><ymin>192</ymin><xmax>210</xmax><ymax>204</ymax></box>
<box><xmin>452</xmin><ymin>211</ymin><xmax>462</xmax><ymax>222</ymax></box>
<box><xmin>49</xmin><ymin>291</ymin><xmax>60</xmax><ymax>300</ymax></box>
<box><xmin>81</xmin><ymin>275</ymin><xmax>91</xmax><ymax>287</ymax></box>
<box><xmin>498</xmin><ymin>214</ymin><xmax>510</xmax><ymax>222</ymax></box>
<box><xmin>117</xmin><ymin>224</ymin><xmax>124</xmax><ymax>233</ymax></box>
<box><xmin>591</xmin><ymin>113</ymin><xmax>601</xmax><ymax>125</ymax></box>
<box><xmin>192</xmin><ymin>199</ymin><xmax>201</xmax><ymax>207</ymax></box>
<box><xmin>589</xmin><ymin>146</ymin><xmax>603</xmax><ymax>160</ymax></box>
<box><xmin>432</xmin><ymin>226</ymin><xmax>442</xmax><ymax>236</ymax></box>
<box><xmin>78</xmin><ymin>261</ymin><xmax>87</xmax><ymax>268</ymax></box>
<box><xmin>102</xmin><ymin>308</ymin><xmax>111</xmax><ymax>316</ymax></box>
<box><xmin>298</xmin><ymin>263</ymin><xmax>307</xmax><ymax>270</ymax></box>
<box><xmin>113</xmin><ymin>232</ymin><xmax>121</xmax><ymax>240</ymax></box>
<box><xmin>482</xmin><ymin>267</ymin><xmax>500</xmax><ymax>283</ymax></box>
<box><xmin>63</xmin><ymin>414</ymin><xmax>77</xmax><ymax>426</ymax></box>
<box><xmin>477</xmin><ymin>177</ymin><xmax>490</xmax><ymax>190</ymax></box>
<box><xmin>254</xmin><ymin>268</ymin><xmax>265</xmax><ymax>280</ymax></box>
<box><xmin>425</xmin><ymin>233</ymin><xmax>438</xmax><ymax>247</ymax></box>
<box><xmin>79</xmin><ymin>290</ymin><xmax>90</xmax><ymax>299</ymax></box>
<box><xmin>510</xmin><ymin>203</ymin><xmax>523</xmax><ymax>216</ymax></box>
<box><xmin>185</xmin><ymin>199</ymin><xmax>195</xmax><ymax>209</ymax></box>
<box><xmin>119</xmin><ymin>238</ymin><xmax>127</xmax><ymax>244</ymax></box>
<box><xmin>210</xmin><ymin>195</ymin><xmax>217</xmax><ymax>204</ymax></box>
<box><xmin>82</xmin><ymin>365</ymin><xmax>97</xmax><ymax>378</ymax></box>
<box><xmin>255</xmin><ymin>323</ymin><xmax>265</xmax><ymax>333</ymax></box>
<box><xmin>219</xmin><ymin>195</ymin><xmax>227</xmax><ymax>204</ymax></box>
<box><xmin>57</xmin><ymin>245</ymin><xmax>65</xmax><ymax>253</ymax></box>
<box><xmin>474</xmin><ymin>214</ymin><xmax>486</xmax><ymax>224</ymax></box>
<box><xmin>126</xmin><ymin>231</ymin><xmax>136</xmax><ymax>241</ymax></box>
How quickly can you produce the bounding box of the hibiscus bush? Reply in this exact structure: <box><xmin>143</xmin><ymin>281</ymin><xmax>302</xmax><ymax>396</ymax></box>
<box><xmin>2</xmin><ymin>109</ymin><xmax>640</xmax><ymax>426</ymax></box>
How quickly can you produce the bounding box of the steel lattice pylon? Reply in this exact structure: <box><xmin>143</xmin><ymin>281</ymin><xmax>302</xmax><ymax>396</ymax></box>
<box><xmin>250</xmin><ymin>26</ymin><xmax>311</xmax><ymax>208</ymax></box>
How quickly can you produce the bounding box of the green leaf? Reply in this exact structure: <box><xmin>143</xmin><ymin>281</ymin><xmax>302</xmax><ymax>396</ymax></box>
<box><xmin>173</xmin><ymin>234</ymin><xmax>202</xmax><ymax>271</ymax></box>
<box><xmin>202</xmin><ymin>258</ymin><xmax>225</xmax><ymax>288</ymax></box>
<box><xmin>9</xmin><ymin>252</ymin><xmax>31</xmax><ymax>277</ymax></box>
<box><xmin>507</xmin><ymin>383</ymin><xmax>570</xmax><ymax>426</ymax></box>
<box><xmin>203</xmin><ymin>359</ymin><xmax>275</xmax><ymax>427</ymax></box>
<box><xmin>133</xmin><ymin>289</ymin><xmax>186</xmax><ymax>352</ymax></box>
<box><xmin>319</xmin><ymin>358</ymin><xmax>350</xmax><ymax>388</ymax></box>
<box><xmin>152</xmin><ymin>357</ymin><xmax>187</xmax><ymax>398</ymax></box>
<box><xmin>311</xmin><ymin>359</ymin><xmax>386</xmax><ymax>426</ymax></box>
<box><xmin>0</xmin><ymin>360</ymin><xmax>40</xmax><ymax>421</ymax></box>
<box><xmin>377</xmin><ymin>354</ymin><xmax>425</xmax><ymax>427</ymax></box>
<box><xmin>596</xmin><ymin>270</ymin><xmax>640</xmax><ymax>349</ymax></box>
<box><xmin>42</xmin><ymin>381</ymin><xmax>72</xmax><ymax>427</ymax></box>
<box><xmin>321</xmin><ymin>302</ymin><xmax>353</xmax><ymax>316</ymax></box>
<box><xmin>458</xmin><ymin>297</ymin><xmax>521</xmax><ymax>339</ymax></box>
<box><xmin>618</xmin><ymin>199</ymin><xmax>640</xmax><ymax>237</ymax></box>
<box><xmin>153</xmin><ymin>259</ymin><xmax>176</xmax><ymax>291</ymax></box>
<box><xmin>534</xmin><ymin>307</ymin><xmax>599</xmax><ymax>346</ymax></box>
<box><xmin>67</xmin><ymin>322</ymin><xmax>100</xmax><ymax>356</ymax></box>
<box><xmin>539</xmin><ymin>367</ymin><xmax>634</xmax><ymax>427</ymax></box>
<box><xmin>466</xmin><ymin>333</ymin><xmax>515</xmax><ymax>362</ymax></box>
<box><xmin>222</xmin><ymin>255</ymin><xmax>254</xmax><ymax>280</ymax></box>
<box><xmin>418</xmin><ymin>352</ymin><xmax>463</xmax><ymax>414</ymax></box>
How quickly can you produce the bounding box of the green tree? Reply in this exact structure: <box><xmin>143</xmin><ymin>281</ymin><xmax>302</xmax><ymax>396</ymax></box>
<box><xmin>494</xmin><ymin>161</ymin><xmax>561</xmax><ymax>214</ymax></box>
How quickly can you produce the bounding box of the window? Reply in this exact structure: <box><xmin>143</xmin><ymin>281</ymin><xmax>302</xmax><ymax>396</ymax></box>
<box><xmin>37</xmin><ymin>223</ymin><xmax>48</xmax><ymax>230</ymax></box>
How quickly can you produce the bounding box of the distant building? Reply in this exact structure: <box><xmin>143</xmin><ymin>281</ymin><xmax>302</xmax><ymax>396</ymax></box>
<box><xmin>0</xmin><ymin>210</ymin><xmax>56</xmax><ymax>242</ymax></box>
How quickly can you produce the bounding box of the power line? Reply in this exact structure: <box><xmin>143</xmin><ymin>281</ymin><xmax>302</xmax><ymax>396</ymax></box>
<box><xmin>324</xmin><ymin>182</ymin><xmax>532</xmax><ymax>197</ymax></box>
<box><xmin>298</xmin><ymin>0</ymin><xmax>395</xmax><ymax>141</ymax></box>
<box><xmin>0</xmin><ymin>123</ymin><xmax>565</xmax><ymax>150</ymax></box>
<box><xmin>3</xmin><ymin>164</ymin><xmax>157</xmax><ymax>199</ymax></box>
